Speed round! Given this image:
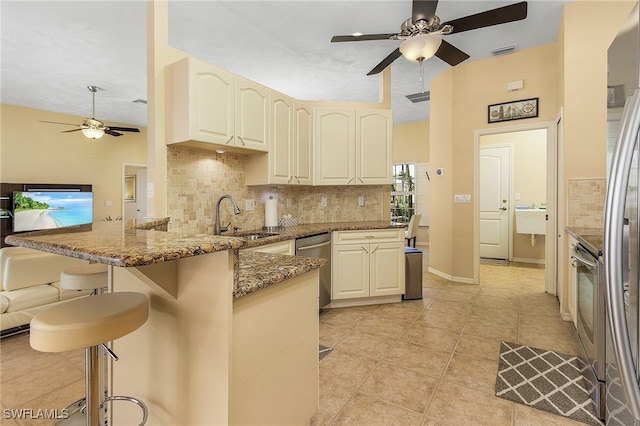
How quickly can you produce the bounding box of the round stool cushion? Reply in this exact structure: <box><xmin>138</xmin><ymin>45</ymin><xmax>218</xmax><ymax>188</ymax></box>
<box><xmin>60</xmin><ymin>264</ymin><xmax>108</xmax><ymax>290</ymax></box>
<box><xmin>30</xmin><ymin>292</ymin><xmax>149</xmax><ymax>353</ymax></box>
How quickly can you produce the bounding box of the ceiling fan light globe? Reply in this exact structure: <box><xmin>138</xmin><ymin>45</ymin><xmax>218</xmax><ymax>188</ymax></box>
<box><xmin>400</xmin><ymin>33</ymin><xmax>442</xmax><ymax>62</ymax></box>
<box><xmin>81</xmin><ymin>127</ymin><xmax>105</xmax><ymax>139</ymax></box>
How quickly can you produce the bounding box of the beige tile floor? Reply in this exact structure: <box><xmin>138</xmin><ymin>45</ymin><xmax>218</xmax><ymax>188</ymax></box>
<box><xmin>315</xmin><ymin>253</ymin><xmax>589</xmax><ymax>426</ymax></box>
<box><xmin>0</xmin><ymin>252</ymin><xmax>588</xmax><ymax>426</ymax></box>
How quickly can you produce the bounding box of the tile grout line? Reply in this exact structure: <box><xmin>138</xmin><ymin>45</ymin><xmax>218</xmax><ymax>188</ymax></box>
<box><xmin>418</xmin><ymin>281</ymin><xmax>482</xmax><ymax>425</ymax></box>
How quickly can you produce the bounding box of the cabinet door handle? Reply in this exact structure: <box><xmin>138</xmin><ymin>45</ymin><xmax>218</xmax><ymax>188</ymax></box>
<box><xmin>371</xmin><ymin>245</ymin><xmax>378</xmax><ymax>253</ymax></box>
<box><xmin>287</xmin><ymin>176</ymin><xmax>293</xmax><ymax>184</ymax></box>
<box><xmin>358</xmin><ymin>177</ymin><xmax>365</xmax><ymax>183</ymax></box>
<box><xmin>237</xmin><ymin>136</ymin><xmax>246</xmax><ymax>146</ymax></box>
<box><xmin>347</xmin><ymin>177</ymin><xmax>354</xmax><ymax>184</ymax></box>
<box><xmin>225</xmin><ymin>135</ymin><xmax>234</xmax><ymax>145</ymax></box>
<box><xmin>362</xmin><ymin>246</ymin><xmax>369</xmax><ymax>254</ymax></box>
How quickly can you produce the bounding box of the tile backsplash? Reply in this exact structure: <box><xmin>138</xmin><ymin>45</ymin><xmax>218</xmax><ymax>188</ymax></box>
<box><xmin>567</xmin><ymin>178</ymin><xmax>606</xmax><ymax>228</ymax></box>
<box><xmin>167</xmin><ymin>145</ymin><xmax>388</xmax><ymax>234</ymax></box>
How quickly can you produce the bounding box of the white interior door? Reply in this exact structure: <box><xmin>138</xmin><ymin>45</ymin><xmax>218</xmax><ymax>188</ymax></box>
<box><xmin>479</xmin><ymin>146</ymin><xmax>511</xmax><ymax>259</ymax></box>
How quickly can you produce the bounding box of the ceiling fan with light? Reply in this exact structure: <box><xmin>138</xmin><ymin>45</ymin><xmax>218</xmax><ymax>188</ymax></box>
<box><xmin>41</xmin><ymin>85</ymin><xmax>140</xmax><ymax>139</ymax></box>
<box><xmin>331</xmin><ymin>0</ymin><xmax>528</xmax><ymax>76</ymax></box>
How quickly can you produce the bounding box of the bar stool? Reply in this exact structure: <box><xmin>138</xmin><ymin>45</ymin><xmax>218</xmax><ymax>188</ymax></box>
<box><xmin>60</xmin><ymin>264</ymin><xmax>109</xmax><ymax>295</ymax></box>
<box><xmin>58</xmin><ymin>263</ymin><xmax>109</xmax><ymax>424</ymax></box>
<box><xmin>30</xmin><ymin>292</ymin><xmax>149</xmax><ymax>426</ymax></box>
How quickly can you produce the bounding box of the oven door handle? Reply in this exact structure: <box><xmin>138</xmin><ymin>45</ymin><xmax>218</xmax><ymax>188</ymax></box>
<box><xmin>570</xmin><ymin>245</ymin><xmax>596</xmax><ymax>268</ymax></box>
<box><xmin>605</xmin><ymin>87</ymin><xmax>640</xmax><ymax>420</ymax></box>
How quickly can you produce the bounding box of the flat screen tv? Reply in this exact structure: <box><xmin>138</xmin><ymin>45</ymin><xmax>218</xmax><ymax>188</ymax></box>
<box><xmin>13</xmin><ymin>191</ymin><xmax>94</xmax><ymax>232</ymax></box>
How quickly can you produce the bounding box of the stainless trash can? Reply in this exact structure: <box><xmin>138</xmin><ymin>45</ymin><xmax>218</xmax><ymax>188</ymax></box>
<box><xmin>404</xmin><ymin>247</ymin><xmax>423</xmax><ymax>300</ymax></box>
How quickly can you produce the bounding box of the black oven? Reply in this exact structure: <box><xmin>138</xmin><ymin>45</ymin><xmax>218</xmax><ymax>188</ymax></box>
<box><xmin>571</xmin><ymin>236</ymin><xmax>606</xmax><ymax>420</ymax></box>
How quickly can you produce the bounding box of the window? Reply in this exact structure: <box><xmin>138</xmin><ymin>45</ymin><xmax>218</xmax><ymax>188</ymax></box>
<box><xmin>391</xmin><ymin>164</ymin><xmax>416</xmax><ymax>223</ymax></box>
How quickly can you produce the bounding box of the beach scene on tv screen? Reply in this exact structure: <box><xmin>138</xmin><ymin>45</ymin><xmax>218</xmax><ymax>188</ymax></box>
<box><xmin>13</xmin><ymin>192</ymin><xmax>93</xmax><ymax>232</ymax></box>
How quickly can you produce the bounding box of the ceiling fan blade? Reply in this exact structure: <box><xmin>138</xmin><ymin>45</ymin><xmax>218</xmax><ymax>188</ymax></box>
<box><xmin>367</xmin><ymin>48</ymin><xmax>402</xmax><ymax>75</ymax></box>
<box><xmin>105</xmin><ymin>129</ymin><xmax>123</xmax><ymax>137</ymax></box>
<box><xmin>61</xmin><ymin>128</ymin><xmax>83</xmax><ymax>134</ymax></box>
<box><xmin>443</xmin><ymin>1</ymin><xmax>527</xmax><ymax>34</ymax></box>
<box><xmin>412</xmin><ymin>0</ymin><xmax>438</xmax><ymax>24</ymax></box>
<box><xmin>40</xmin><ymin>120</ymin><xmax>80</xmax><ymax>127</ymax></box>
<box><xmin>434</xmin><ymin>40</ymin><xmax>470</xmax><ymax>66</ymax></box>
<box><xmin>107</xmin><ymin>126</ymin><xmax>140</xmax><ymax>133</ymax></box>
<box><xmin>331</xmin><ymin>33</ymin><xmax>398</xmax><ymax>43</ymax></box>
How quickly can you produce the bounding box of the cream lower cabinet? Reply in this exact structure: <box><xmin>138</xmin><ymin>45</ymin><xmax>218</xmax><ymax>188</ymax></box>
<box><xmin>166</xmin><ymin>56</ymin><xmax>268</xmax><ymax>152</ymax></box>
<box><xmin>331</xmin><ymin>229</ymin><xmax>405</xmax><ymax>306</ymax></box>
<box><xmin>244</xmin><ymin>240</ymin><xmax>294</xmax><ymax>255</ymax></box>
<box><xmin>315</xmin><ymin>108</ymin><xmax>393</xmax><ymax>185</ymax></box>
<box><xmin>567</xmin><ymin>233</ymin><xmax>578</xmax><ymax>326</ymax></box>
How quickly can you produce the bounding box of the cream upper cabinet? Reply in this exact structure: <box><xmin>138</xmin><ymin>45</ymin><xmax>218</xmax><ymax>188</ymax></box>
<box><xmin>166</xmin><ymin>57</ymin><xmax>268</xmax><ymax>153</ymax></box>
<box><xmin>245</xmin><ymin>94</ymin><xmax>313</xmax><ymax>185</ymax></box>
<box><xmin>332</xmin><ymin>229</ymin><xmax>405</xmax><ymax>302</ymax></box>
<box><xmin>235</xmin><ymin>76</ymin><xmax>269</xmax><ymax>151</ymax></box>
<box><xmin>270</xmin><ymin>92</ymin><xmax>294</xmax><ymax>184</ymax></box>
<box><xmin>293</xmin><ymin>101</ymin><xmax>313</xmax><ymax>185</ymax></box>
<box><xmin>315</xmin><ymin>108</ymin><xmax>355</xmax><ymax>185</ymax></box>
<box><xmin>315</xmin><ymin>108</ymin><xmax>393</xmax><ymax>185</ymax></box>
<box><xmin>356</xmin><ymin>109</ymin><xmax>393</xmax><ymax>184</ymax></box>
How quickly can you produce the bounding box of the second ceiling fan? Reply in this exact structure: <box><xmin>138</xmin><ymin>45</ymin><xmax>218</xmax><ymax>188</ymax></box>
<box><xmin>331</xmin><ymin>0</ymin><xmax>528</xmax><ymax>75</ymax></box>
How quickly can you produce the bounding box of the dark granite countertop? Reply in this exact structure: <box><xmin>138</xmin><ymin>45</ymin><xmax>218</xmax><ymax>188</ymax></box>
<box><xmin>5</xmin><ymin>221</ymin><xmax>245</xmax><ymax>267</ymax></box>
<box><xmin>566</xmin><ymin>227</ymin><xmax>603</xmax><ymax>257</ymax></box>
<box><xmin>235</xmin><ymin>251</ymin><xmax>327</xmax><ymax>298</ymax></box>
<box><xmin>5</xmin><ymin>220</ymin><xmax>402</xmax><ymax>298</ymax></box>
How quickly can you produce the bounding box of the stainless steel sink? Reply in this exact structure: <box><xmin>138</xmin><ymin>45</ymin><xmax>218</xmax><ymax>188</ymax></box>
<box><xmin>233</xmin><ymin>231</ymin><xmax>279</xmax><ymax>240</ymax></box>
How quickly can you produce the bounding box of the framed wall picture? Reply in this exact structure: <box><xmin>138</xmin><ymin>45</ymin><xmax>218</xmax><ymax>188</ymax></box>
<box><xmin>488</xmin><ymin>98</ymin><xmax>539</xmax><ymax>123</ymax></box>
<box><xmin>124</xmin><ymin>175</ymin><xmax>136</xmax><ymax>203</ymax></box>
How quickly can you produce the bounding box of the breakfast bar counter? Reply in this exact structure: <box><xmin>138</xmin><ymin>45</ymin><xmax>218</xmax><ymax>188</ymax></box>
<box><xmin>4</xmin><ymin>222</ymin><xmax>326</xmax><ymax>425</ymax></box>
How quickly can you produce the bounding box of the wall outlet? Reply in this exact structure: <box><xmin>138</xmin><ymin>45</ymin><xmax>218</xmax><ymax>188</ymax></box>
<box><xmin>286</xmin><ymin>198</ymin><xmax>292</xmax><ymax>208</ymax></box>
<box><xmin>320</xmin><ymin>197</ymin><xmax>327</xmax><ymax>207</ymax></box>
<box><xmin>454</xmin><ymin>194</ymin><xmax>471</xmax><ymax>204</ymax></box>
<box><xmin>358</xmin><ymin>196</ymin><xmax>365</xmax><ymax>206</ymax></box>
<box><xmin>104</xmin><ymin>200</ymin><xmax>112</xmax><ymax>207</ymax></box>
<box><xmin>245</xmin><ymin>199</ymin><xmax>255</xmax><ymax>211</ymax></box>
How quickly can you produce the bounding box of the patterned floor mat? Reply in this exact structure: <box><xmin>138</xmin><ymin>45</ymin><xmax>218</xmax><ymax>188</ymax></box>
<box><xmin>319</xmin><ymin>344</ymin><xmax>333</xmax><ymax>361</ymax></box>
<box><xmin>495</xmin><ymin>341</ymin><xmax>602</xmax><ymax>425</ymax></box>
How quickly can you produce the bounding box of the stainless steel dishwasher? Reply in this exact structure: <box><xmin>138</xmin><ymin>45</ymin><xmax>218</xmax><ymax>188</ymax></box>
<box><xmin>295</xmin><ymin>233</ymin><xmax>331</xmax><ymax>310</ymax></box>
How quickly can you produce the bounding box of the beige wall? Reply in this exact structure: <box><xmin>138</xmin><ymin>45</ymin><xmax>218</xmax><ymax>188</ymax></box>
<box><xmin>480</xmin><ymin>129</ymin><xmax>547</xmax><ymax>262</ymax></box>
<box><xmin>0</xmin><ymin>103</ymin><xmax>147</xmax><ymax>221</ymax></box>
<box><xmin>429</xmin><ymin>1</ymin><xmax>634</xmax><ymax>283</ymax></box>
<box><xmin>393</xmin><ymin>121</ymin><xmax>429</xmax><ymax>163</ymax></box>
<box><xmin>431</xmin><ymin>42</ymin><xmax>558</xmax><ymax>281</ymax></box>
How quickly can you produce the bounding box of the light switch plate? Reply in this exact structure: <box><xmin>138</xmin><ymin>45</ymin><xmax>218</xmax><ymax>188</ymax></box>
<box><xmin>321</xmin><ymin>197</ymin><xmax>327</xmax><ymax>207</ymax></box>
<box><xmin>245</xmin><ymin>199</ymin><xmax>255</xmax><ymax>211</ymax></box>
<box><xmin>358</xmin><ymin>196</ymin><xmax>365</xmax><ymax>206</ymax></box>
<box><xmin>454</xmin><ymin>194</ymin><xmax>471</xmax><ymax>204</ymax></box>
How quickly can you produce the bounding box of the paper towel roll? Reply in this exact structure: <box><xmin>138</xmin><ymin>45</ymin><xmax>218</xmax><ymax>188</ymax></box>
<box><xmin>265</xmin><ymin>198</ymin><xmax>278</xmax><ymax>228</ymax></box>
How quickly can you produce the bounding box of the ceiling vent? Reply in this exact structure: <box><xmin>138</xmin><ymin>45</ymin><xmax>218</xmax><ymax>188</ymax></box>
<box><xmin>132</xmin><ymin>99</ymin><xmax>147</xmax><ymax>104</ymax></box>
<box><xmin>490</xmin><ymin>44</ymin><xmax>518</xmax><ymax>56</ymax></box>
<box><xmin>406</xmin><ymin>91</ymin><xmax>430</xmax><ymax>103</ymax></box>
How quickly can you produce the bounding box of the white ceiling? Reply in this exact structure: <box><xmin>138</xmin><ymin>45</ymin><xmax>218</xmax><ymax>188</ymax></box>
<box><xmin>1</xmin><ymin>1</ymin><xmax>570</xmax><ymax>129</ymax></box>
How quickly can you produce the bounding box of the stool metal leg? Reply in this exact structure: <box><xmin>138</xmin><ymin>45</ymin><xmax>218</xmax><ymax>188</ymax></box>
<box><xmin>85</xmin><ymin>345</ymin><xmax>104</xmax><ymax>426</ymax></box>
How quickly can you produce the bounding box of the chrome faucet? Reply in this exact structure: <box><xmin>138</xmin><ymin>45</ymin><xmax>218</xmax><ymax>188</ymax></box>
<box><xmin>214</xmin><ymin>194</ymin><xmax>241</xmax><ymax>235</ymax></box>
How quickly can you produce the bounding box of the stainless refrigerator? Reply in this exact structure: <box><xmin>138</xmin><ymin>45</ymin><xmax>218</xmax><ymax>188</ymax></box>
<box><xmin>605</xmin><ymin>3</ymin><xmax>640</xmax><ymax>425</ymax></box>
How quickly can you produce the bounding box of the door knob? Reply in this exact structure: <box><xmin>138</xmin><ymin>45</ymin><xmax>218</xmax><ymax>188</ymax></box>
<box><xmin>499</xmin><ymin>207</ymin><xmax>507</xmax><ymax>211</ymax></box>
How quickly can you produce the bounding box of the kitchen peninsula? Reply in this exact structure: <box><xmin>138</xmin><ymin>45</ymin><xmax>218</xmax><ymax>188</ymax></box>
<box><xmin>5</xmin><ymin>219</ymin><xmax>400</xmax><ymax>425</ymax></box>
<box><xmin>5</xmin><ymin>221</ymin><xmax>325</xmax><ymax>425</ymax></box>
